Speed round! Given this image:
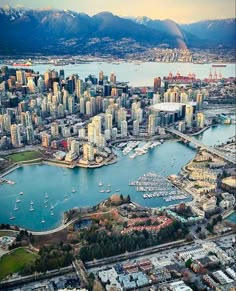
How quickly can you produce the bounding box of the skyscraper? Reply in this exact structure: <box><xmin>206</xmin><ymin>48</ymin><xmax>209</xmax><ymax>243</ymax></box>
<box><xmin>10</xmin><ymin>124</ymin><xmax>21</xmax><ymax>147</ymax></box>
<box><xmin>148</xmin><ymin>114</ymin><xmax>155</xmax><ymax>135</ymax></box>
<box><xmin>185</xmin><ymin>105</ymin><xmax>193</xmax><ymax>127</ymax></box>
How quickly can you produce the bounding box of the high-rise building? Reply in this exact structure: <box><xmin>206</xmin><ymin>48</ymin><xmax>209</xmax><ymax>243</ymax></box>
<box><xmin>117</xmin><ymin>108</ymin><xmax>127</xmax><ymax>129</ymax></box>
<box><xmin>153</xmin><ymin>77</ymin><xmax>161</xmax><ymax>91</ymax></box>
<box><xmin>27</xmin><ymin>77</ymin><xmax>36</xmax><ymax>93</ymax></box>
<box><xmin>86</xmin><ymin>101</ymin><xmax>92</xmax><ymax>116</ymax></box>
<box><xmin>180</xmin><ymin>92</ymin><xmax>188</xmax><ymax>104</ymax></box>
<box><xmin>37</xmin><ymin>76</ymin><xmax>44</xmax><ymax>93</ymax></box>
<box><xmin>3</xmin><ymin>114</ymin><xmax>11</xmax><ymax>132</ymax></box>
<box><xmin>10</xmin><ymin>124</ymin><xmax>21</xmax><ymax>147</ymax></box>
<box><xmin>110</xmin><ymin>72</ymin><xmax>116</xmax><ymax>84</ymax></box>
<box><xmin>196</xmin><ymin>94</ymin><xmax>203</xmax><ymax>110</ymax></box>
<box><xmin>44</xmin><ymin>70</ymin><xmax>52</xmax><ymax>90</ymax></box>
<box><xmin>133</xmin><ymin>120</ymin><xmax>139</xmax><ymax>136</ymax></box>
<box><xmin>75</xmin><ymin>79</ymin><xmax>83</xmax><ymax>97</ymax></box>
<box><xmin>83</xmin><ymin>143</ymin><xmax>94</xmax><ymax>161</ymax></box>
<box><xmin>105</xmin><ymin>113</ymin><xmax>113</xmax><ymax>130</ymax></box>
<box><xmin>153</xmin><ymin>93</ymin><xmax>161</xmax><ymax>105</ymax></box>
<box><xmin>185</xmin><ymin>105</ymin><xmax>193</xmax><ymax>127</ymax></box>
<box><xmin>51</xmin><ymin>122</ymin><xmax>59</xmax><ymax>137</ymax></box>
<box><xmin>178</xmin><ymin>121</ymin><xmax>186</xmax><ymax>132</ymax></box>
<box><xmin>26</xmin><ymin>126</ymin><xmax>34</xmax><ymax>143</ymax></box>
<box><xmin>99</xmin><ymin>70</ymin><xmax>104</xmax><ymax>85</ymax></box>
<box><xmin>68</xmin><ymin>96</ymin><xmax>75</xmax><ymax>114</ymax></box>
<box><xmin>16</xmin><ymin>70</ymin><xmax>26</xmax><ymax>85</ymax></box>
<box><xmin>196</xmin><ymin>112</ymin><xmax>205</xmax><ymax>128</ymax></box>
<box><xmin>41</xmin><ymin>132</ymin><xmax>51</xmax><ymax>147</ymax></box>
<box><xmin>53</xmin><ymin>82</ymin><xmax>60</xmax><ymax>96</ymax></box>
<box><xmin>121</xmin><ymin>120</ymin><xmax>128</xmax><ymax>137</ymax></box>
<box><xmin>148</xmin><ymin>114</ymin><xmax>155</xmax><ymax>135</ymax></box>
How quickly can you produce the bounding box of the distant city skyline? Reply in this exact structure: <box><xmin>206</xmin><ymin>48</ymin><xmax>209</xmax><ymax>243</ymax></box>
<box><xmin>1</xmin><ymin>0</ymin><xmax>235</xmax><ymax>23</ymax></box>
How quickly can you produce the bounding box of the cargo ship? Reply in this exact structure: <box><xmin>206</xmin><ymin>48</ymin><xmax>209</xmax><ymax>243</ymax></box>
<box><xmin>13</xmin><ymin>61</ymin><xmax>32</xmax><ymax>66</ymax></box>
<box><xmin>212</xmin><ymin>64</ymin><xmax>226</xmax><ymax>67</ymax></box>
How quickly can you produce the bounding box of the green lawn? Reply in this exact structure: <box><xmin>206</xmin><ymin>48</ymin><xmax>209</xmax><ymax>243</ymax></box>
<box><xmin>0</xmin><ymin>248</ymin><xmax>37</xmax><ymax>280</ymax></box>
<box><xmin>7</xmin><ymin>151</ymin><xmax>42</xmax><ymax>162</ymax></box>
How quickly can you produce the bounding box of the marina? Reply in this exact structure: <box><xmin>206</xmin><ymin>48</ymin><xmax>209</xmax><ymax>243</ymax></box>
<box><xmin>129</xmin><ymin>172</ymin><xmax>188</xmax><ymax>202</ymax></box>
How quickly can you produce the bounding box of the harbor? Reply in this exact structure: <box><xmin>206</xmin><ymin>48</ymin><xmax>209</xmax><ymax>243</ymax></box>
<box><xmin>129</xmin><ymin>172</ymin><xmax>189</xmax><ymax>202</ymax></box>
<box><xmin>0</xmin><ymin>124</ymin><xmax>234</xmax><ymax>231</ymax></box>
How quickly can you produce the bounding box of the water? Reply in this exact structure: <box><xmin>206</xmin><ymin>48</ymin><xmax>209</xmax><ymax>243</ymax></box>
<box><xmin>0</xmin><ymin>124</ymin><xmax>234</xmax><ymax>231</ymax></box>
<box><xmin>1</xmin><ymin>62</ymin><xmax>235</xmax><ymax>86</ymax></box>
<box><xmin>193</xmin><ymin>124</ymin><xmax>236</xmax><ymax>146</ymax></box>
<box><xmin>225</xmin><ymin>212</ymin><xmax>236</xmax><ymax>224</ymax></box>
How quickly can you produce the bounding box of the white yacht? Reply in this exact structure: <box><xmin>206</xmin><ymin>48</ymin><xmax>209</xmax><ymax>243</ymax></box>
<box><xmin>45</xmin><ymin>192</ymin><xmax>49</xmax><ymax>199</ymax></box>
<box><xmin>51</xmin><ymin>211</ymin><xmax>54</xmax><ymax>216</ymax></box>
<box><xmin>29</xmin><ymin>204</ymin><xmax>34</xmax><ymax>212</ymax></box>
<box><xmin>72</xmin><ymin>188</ymin><xmax>76</xmax><ymax>193</ymax></box>
<box><xmin>16</xmin><ymin>197</ymin><xmax>21</xmax><ymax>203</ymax></box>
<box><xmin>19</xmin><ymin>191</ymin><xmax>24</xmax><ymax>195</ymax></box>
<box><xmin>30</xmin><ymin>200</ymin><xmax>34</xmax><ymax>205</ymax></box>
<box><xmin>98</xmin><ymin>181</ymin><xmax>103</xmax><ymax>187</ymax></box>
<box><xmin>50</xmin><ymin>203</ymin><xmax>54</xmax><ymax>210</ymax></box>
<box><xmin>14</xmin><ymin>204</ymin><xmax>19</xmax><ymax>211</ymax></box>
<box><xmin>9</xmin><ymin>213</ymin><xmax>15</xmax><ymax>220</ymax></box>
<box><xmin>41</xmin><ymin>218</ymin><xmax>45</xmax><ymax>223</ymax></box>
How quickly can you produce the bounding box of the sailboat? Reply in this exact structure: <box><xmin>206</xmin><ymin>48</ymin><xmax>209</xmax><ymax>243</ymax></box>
<box><xmin>16</xmin><ymin>196</ymin><xmax>21</xmax><ymax>203</ymax></box>
<box><xmin>64</xmin><ymin>193</ymin><xmax>68</xmax><ymax>201</ymax></box>
<box><xmin>50</xmin><ymin>203</ymin><xmax>54</xmax><ymax>210</ymax></box>
<box><xmin>9</xmin><ymin>213</ymin><xmax>15</xmax><ymax>220</ymax></box>
<box><xmin>14</xmin><ymin>204</ymin><xmax>19</xmax><ymax>211</ymax></box>
<box><xmin>45</xmin><ymin>192</ymin><xmax>49</xmax><ymax>199</ymax></box>
<box><xmin>51</xmin><ymin>211</ymin><xmax>54</xmax><ymax>216</ymax></box>
<box><xmin>30</xmin><ymin>200</ymin><xmax>34</xmax><ymax>205</ymax></box>
<box><xmin>29</xmin><ymin>204</ymin><xmax>34</xmax><ymax>212</ymax></box>
<box><xmin>41</xmin><ymin>217</ymin><xmax>45</xmax><ymax>223</ymax></box>
<box><xmin>72</xmin><ymin>188</ymin><xmax>76</xmax><ymax>193</ymax></box>
<box><xmin>98</xmin><ymin>181</ymin><xmax>103</xmax><ymax>187</ymax></box>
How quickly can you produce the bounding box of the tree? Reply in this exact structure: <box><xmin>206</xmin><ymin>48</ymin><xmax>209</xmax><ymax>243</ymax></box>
<box><xmin>217</xmin><ymin>214</ymin><xmax>222</xmax><ymax>222</ymax></box>
<box><xmin>185</xmin><ymin>258</ymin><xmax>193</xmax><ymax>268</ymax></box>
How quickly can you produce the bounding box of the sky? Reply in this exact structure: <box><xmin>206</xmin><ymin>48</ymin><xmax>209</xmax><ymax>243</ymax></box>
<box><xmin>1</xmin><ymin>0</ymin><xmax>235</xmax><ymax>23</ymax></box>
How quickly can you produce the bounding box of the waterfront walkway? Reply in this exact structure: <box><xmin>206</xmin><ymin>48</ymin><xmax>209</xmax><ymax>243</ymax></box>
<box><xmin>166</xmin><ymin>128</ymin><xmax>236</xmax><ymax>165</ymax></box>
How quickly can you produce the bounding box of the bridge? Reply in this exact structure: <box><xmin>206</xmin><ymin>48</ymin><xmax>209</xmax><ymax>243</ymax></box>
<box><xmin>166</xmin><ymin>128</ymin><xmax>236</xmax><ymax>165</ymax></box>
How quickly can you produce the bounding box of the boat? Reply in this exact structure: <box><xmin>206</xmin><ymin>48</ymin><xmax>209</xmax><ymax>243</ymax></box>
<box><xmin>13</xmin><ymin>61</ymin><xmax>32</xmax><ymax>67</ymax></box>
<box><xmin>106</xmin><ymin>189</ymin><xmax>111</xmax><ymax>193</ymax></box>
<box><xmin>98</xmin><ymin>181</ymin><xmax>103</xmax><ymax>187</ymax></box>
<box><xmin>64</xmin><ymin>194</ymin><xmax>68</xmax><ymax>200</ymax></box>
<box><xmin>16</xmin><ymin>197</ymin><xmax>21</xmax><ymax>203</ymax></box>
<box><xmin>9</xmin><ymin>213</ymin><xmax>15</xmax><ymax>220</ymax></box>
<box><xmin>29</xmin><ymin>204</ymin><xmax>34</xmax><ymax>212</ymax></box>
<box><xmin>30</xmin><ymin>200</ymin><xmax>34</xmax><ymax>205</ymax></box>
<box><xmin>100</xmin><ymin>189</ymin><xmax>105</xmax><ymax>193</ymax></box>
<box><xmin>44</xmin><ymin>199</ymin><xmax>48</xmax><ymax>204</ymax></box>
<box><xmin>19</xmin><ymin>191</ymin><xmax>24</xmax><ymax>195</ymax></box>
<box><xmin>45</xmin><ymin>205</ymin><xmax>48</xmax><ymax>208</ymax></box>
<box><xmin>41</xmin><ymin>218</ymin><xmax>45</xmax><ymax>223</ymax></box>
<box><xmin>45</xmin><ymin>192</ymin><xmax>49</xmax><ymax>199</ymax></box>
<box><xmin>72</xmin><ymin>188</ymin><xmax>76</xmax><ymax>193</ymax></box>
<box><xmin>108</xmin><ymin>184</ymin><xmax>111</xmax><ymax>187</ymax></box>
<box><xmin>51</xmin><ymin>211</ymin><xmax>54</xmax><ymax>216</ymax></box>
<box><xmin>116</xmin><ymin>189</ymin><xmax>120</xmax><ymax>192</ymax></box>
<box><xmin>14</xmin><ymin>204</ymin><xmax>19</xmax><ymax>211</ymax></box>
<box><xmin>212</xmin><ymin>64</ymin><xmax>226</xmax><ymax>67</ymax></box>
<box><xmin>50</xmin><ymin>203</ymin><xmax>54</xmax><ymax>210</ymax></box>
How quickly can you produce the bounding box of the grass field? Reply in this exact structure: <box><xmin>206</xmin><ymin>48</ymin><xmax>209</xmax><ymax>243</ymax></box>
<box><xmin>7</xmin><ymin>151</ymin><xmax>42</xmax><ymax>162</ymax></box>
<box><xmin>0</xmin><ymin>248</ymin><xmax>37</xmax><ymax>280</ymax></box>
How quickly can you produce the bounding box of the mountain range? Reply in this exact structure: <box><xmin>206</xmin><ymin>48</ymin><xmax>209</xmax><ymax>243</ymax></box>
<box><xmin>0</xmin><ymin>6</ymin><xmax>235</xmax><ymax>56</ymax></box>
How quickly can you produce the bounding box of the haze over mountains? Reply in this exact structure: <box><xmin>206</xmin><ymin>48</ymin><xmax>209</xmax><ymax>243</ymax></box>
<box><xmin>0</xmin><ymin>6</ymin><xmax>235</xmax><ymax>55</ymax></box>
